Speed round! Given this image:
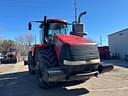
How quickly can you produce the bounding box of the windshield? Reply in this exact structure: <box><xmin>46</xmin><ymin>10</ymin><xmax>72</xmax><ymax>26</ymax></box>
<box><xmin>48</xmin><ymin>23</ymin><xmax>67</xmax><ymax>35</ymax></box>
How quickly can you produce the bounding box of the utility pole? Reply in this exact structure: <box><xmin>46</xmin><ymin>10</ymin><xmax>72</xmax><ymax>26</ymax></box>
<box><xmin>35</xmin><ymin>35</ymin><xmax>36</xmax><ymax>44</ymax></box>
<box><xmin>74</xmin><ymin>0</ymin><xmax>77</xmax><ymax>23</ymax></box>
<box><xmin>100</xmin><ymin>35</ymin><xmax>102</xmax><ymax>46</ymax></box>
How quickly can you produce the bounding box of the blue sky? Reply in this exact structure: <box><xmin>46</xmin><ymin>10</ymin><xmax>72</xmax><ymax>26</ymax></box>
<box><xmin>0</xmin><ymin>0</ymin><xmax>128</xmax><ymax>45</ymax></box>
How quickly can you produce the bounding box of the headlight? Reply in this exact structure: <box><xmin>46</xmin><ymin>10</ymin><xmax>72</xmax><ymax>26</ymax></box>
<box><xmin>89</xmin><ymin>59</ymin><xmax>100</xmax><ymax>64</ymax></box>
<box><xmin>64</xmin><ymin>60</ymin><xmax>85</xmax><ymax>65</ymax></box>
<box><xmin>64</xmin><ymin>59</ymin><xmax>100</xmax><ymax>65</ymax></box>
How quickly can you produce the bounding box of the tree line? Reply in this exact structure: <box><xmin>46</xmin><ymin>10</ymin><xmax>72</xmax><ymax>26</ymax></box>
<box><xmin>0</xmin><ymin>32</ymin><xmax>33</xmax><ymax>56</ymax></box>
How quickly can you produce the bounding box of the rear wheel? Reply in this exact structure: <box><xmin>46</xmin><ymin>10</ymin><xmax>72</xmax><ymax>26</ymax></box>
<box><xmin>37</xmin><ymin>48</ymin><xmax>58</xmax><ymax>88</ymax></box>
<box><xmin>28</xmin><ymin>51</ymin><xmax>36</xmax><ymax>75</ymax></box>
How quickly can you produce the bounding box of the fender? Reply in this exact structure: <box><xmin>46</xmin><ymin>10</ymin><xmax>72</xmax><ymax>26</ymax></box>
<box><xmin>31</xmin><ymin>44</ymin><xmax>47</xmax><ymax>57</ymax></box>
<box><xmin>54</xmin><ymin>39</ymin><xmax>63</xmax><ymax>60</ymax></box>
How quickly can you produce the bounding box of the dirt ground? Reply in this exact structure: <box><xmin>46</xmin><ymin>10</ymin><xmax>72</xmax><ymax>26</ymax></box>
<box><xmin>0</xmin><ymin>60</ymin><xmax>128</xmax><ymax>96</ymax></box>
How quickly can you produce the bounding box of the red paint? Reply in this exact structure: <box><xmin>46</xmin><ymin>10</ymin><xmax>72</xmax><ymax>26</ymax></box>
<box><xmin>98</xmin><ymin>46</ymin><xmax>109</xmax><ymax>54</ymax></box>
<box><xmin>54</xmin><ymin>46</ymin><xmax>60</xmax><ymax>60</ymax></box>
<box><xmin>54</xmin><ymin>39</ymin><xmax>63</xmax><ymax>60</ymax></box>
<box><xmin>55</xmin><ymin>35</ymin><xmax>96</xmax><ymax>45</ymax></box>
<box><xmin>31</xmin><ymin>47</ymin><xmax>35</xmax><ymax>57</ymax></box>
<box><xmin>34</xmin><ymin>44</ymin><xmax>46</xmax><ymax>47</ymax></box>
<box><xmin>31</xmin><ymin>44</ymin><xmax>46</xmax><ymax>56</ymax></box>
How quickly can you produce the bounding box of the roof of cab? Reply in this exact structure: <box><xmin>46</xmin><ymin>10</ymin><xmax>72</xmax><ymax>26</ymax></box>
<box><xmin>47</xmin><ymin>19</ymin><xmax>67</xmax><ymax>24</ymax></box>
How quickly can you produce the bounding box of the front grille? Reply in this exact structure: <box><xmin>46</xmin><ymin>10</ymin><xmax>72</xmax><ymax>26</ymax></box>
<box><xmin>65</xmin><ymin>44</ymin><xmax>100</xmax><ymax>61</ymax></box>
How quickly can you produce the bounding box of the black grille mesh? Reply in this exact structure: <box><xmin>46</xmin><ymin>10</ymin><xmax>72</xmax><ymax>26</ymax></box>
<box><xmin>66</xmin><ymin>44</ymin><xmax>99</xmax><ymax>60</ymax></box>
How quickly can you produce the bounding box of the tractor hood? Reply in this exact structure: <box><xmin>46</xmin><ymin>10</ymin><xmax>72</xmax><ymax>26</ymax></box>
<box><xmin>54</xmin><ymin>35</ymin><xmax>99</xmax><ymax>62</ymax></box>
<box><xmin>55</xmin><ymin>35</ymin><xmax>96</xmax><ymax>45</ymax></box>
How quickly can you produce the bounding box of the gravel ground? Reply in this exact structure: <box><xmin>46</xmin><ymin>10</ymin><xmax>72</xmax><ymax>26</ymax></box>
<box><xmin>0</xmin><ymin>60</ymin><xmax>128</xmax><ymax>96</ymax></box>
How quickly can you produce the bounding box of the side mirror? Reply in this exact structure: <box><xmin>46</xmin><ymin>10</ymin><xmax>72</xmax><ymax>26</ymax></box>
<box><xmin>28</xmin><ymin>22</ymin><xmax>32</xmax><ymax>30</ymax></box>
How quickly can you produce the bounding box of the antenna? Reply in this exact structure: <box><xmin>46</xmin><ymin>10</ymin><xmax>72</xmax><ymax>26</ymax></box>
<box><xmin>100</xmin><ymin>35</ymin><xmax>102</xmax><ymax>46</ymax></box>
<box><xmin>74</xmin><ymin>0</ymin><xmax>77</xmax><ymax>23</ymax></box>
<box><xmin>35</xmin><ymin>35</ymin><xmax>36</xmax><ymax>44</ymax></box>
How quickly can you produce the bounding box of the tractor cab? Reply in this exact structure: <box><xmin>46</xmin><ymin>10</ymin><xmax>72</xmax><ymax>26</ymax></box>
<box><xmin>28</xmin><ymin>16</ymin><xmax>86</xmax><ymax>44</ymax></box>
<box><xmin>44</xmin><ymin>19</ymin><xmax>68</xmax><ymax>44</ymax></box>
<box><xmin>28</xmin><ymin>17</ymin><xmax>68</xmax><ymax>44</ymax></box>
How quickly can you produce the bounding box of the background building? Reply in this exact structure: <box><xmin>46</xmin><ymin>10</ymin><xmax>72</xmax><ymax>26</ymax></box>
<box><xmin>108</xmin><ymin>28</ymin><xmax>128</xmax><ymax>59</ymax></box>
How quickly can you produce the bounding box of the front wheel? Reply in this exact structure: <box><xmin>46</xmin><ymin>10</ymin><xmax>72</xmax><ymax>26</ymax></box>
<box><xmin>37</xmin><ymin>49</ymin><xmax>57</xmax><ymax>88</ymax></box>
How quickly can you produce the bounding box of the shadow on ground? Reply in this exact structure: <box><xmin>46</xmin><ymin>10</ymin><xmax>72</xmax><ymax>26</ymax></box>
<box><xmin>0</xmin><ymin>62</ymin><xmax>17</xmax><ymax>65</ymax></box>
<box><xmin>102</xmin><ymin>59</ymin><xmax>128</xmax><ymax>68</ymax></box>
<box><xmin>0</xmin><ymin>71</ymin><xmax>89</xmax><ymax>96</ymax></box>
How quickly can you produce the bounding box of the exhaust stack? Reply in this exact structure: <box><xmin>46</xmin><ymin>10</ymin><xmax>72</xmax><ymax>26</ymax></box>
<box><xmin>78</xmin><ymin>11</ymin><xmax>86</xmax><ymax>24</ymax></box>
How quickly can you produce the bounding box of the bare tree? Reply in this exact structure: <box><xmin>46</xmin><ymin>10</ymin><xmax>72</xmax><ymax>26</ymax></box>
<box><xmin>24</xmin><ymin>32</ymin><xmax>33</xmax><ymax>46</ymax></box>
<box><xmin>15</xmin><ymin>32</ymin><xmax>34</xmax><ymax>56</ymax></box>
<box><xmin>0</xmin><ymin>39</ymin><xmax>3</xmax><ymax>53</ymax></box>
<box><xmin>0</xmin><ymin>40</ymin><xmax>16</xmax><ymax>54</ymax></box>
<box><xmin>0</xmin><ymin>32</ymin><xmax>34</xmax><ymax>56</ymax></box>
<box><xmin>15</xmin><ymin>32</ymin><xmax>33</xmax><ymax>46</ymax></box>
<box><xmin>15</xmin><ymin>35</ymin><xmax>25</xmax><ymax>46</ymax></box>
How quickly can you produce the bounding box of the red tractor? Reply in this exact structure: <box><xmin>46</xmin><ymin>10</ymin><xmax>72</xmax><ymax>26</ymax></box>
<box><xmin>26</xmin><ymin>15</ymin><xmax>113</xmax><ymax>88</ymax></box>
<box><xmin>2</xmin><ymin>48</ymin><xmax>19</xmax><ymax>63</ymax></box>
<box><xmin>98</xmin><ymin>46</ymin><xmax>110</xmax><ymax>59</ymax></box>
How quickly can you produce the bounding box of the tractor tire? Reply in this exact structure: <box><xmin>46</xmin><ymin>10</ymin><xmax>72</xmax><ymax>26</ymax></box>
<box><xmin>28</xmin><ymin>51</ymin><xmax>36</xmax><ymax>75</ymax></box>
<box><xmin>48</xmin><ymin>48</ymin><xmax>58</xmax><ymax>67</ymax></box>
<box><xmin>37</xmin><ymin>49</ymin><xmax>57</xmax><ymax>88</ymax></box>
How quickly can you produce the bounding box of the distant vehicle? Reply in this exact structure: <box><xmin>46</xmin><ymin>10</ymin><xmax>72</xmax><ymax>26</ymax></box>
<box><xmin>2</xmin><ymin>48</ymin><xmax>21</xmax><ymax>63</ymax></box>
<box><xmin>98</xmin><ymin>46</ymin><xmax>110</xmax><ymax>59</ymax></box>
